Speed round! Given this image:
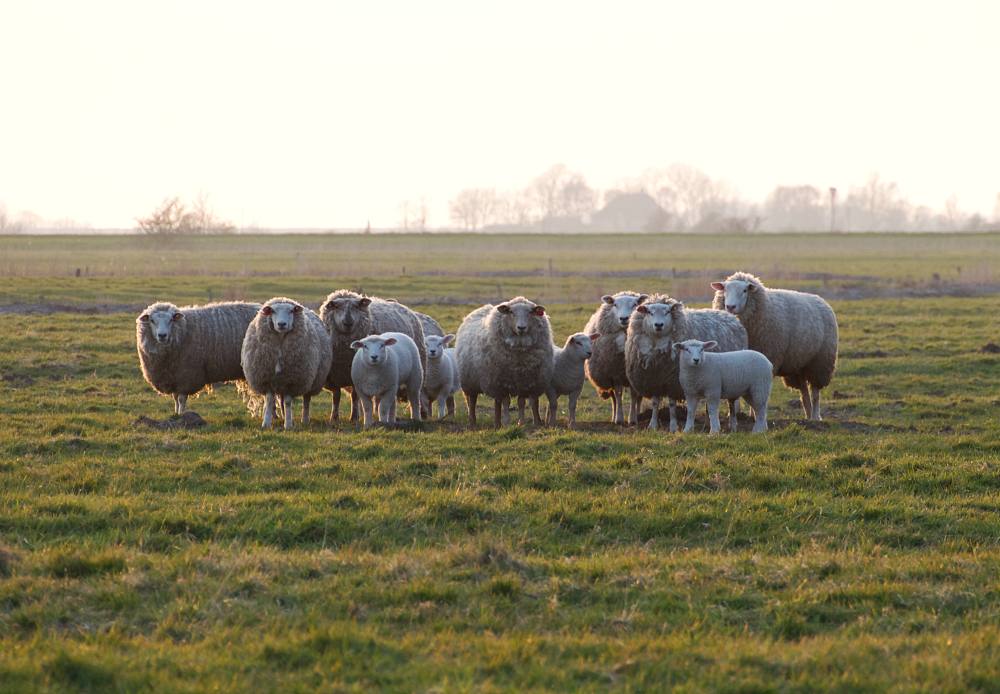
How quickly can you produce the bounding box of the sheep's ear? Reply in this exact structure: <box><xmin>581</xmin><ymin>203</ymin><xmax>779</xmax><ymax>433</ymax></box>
<box><xmin>496</xmin><ymin>304</ymin><xmax>511</xmax><ymax>314</ymax></box>
<box><xmin>589</xmin><ymin>331</ymin><xmax>601</xmax><ymax>340</ymax></box>
<box><xmin>261</xmin><ymin>306</ymin><xmax>273</xmax><ymax>316</ymax></box>
<box><xmin>637</xmin><ymin>294</ymin><xmax>648</xmax><ymax>304</ymax></box>
<box><xmin>442</xmin><ymin>334</ymin><xmax>455</xmax><ymax>346</ymax></box>
<box><xmin>636</xmin><ymin>305</ymin><xmax>649</xmax><ymax>314</ymax></box>
<box><xmin>747</xmin><ymin>283</ymin><xmax>756</xmax><ymax>292</ymax></box>
<box><xmin>384</xmin><ymin>337</ymin><xmax>397</xmax><ymax>346</ymax></box>
<box><xmin>532</xmin><ymin>305</ymin><xmax>546</xmax><ymax>316</ymax></box>
<box><xmin>138</xmin><ymin>314</ymin><xmax>149</xmax><ymax>322</ymax></box>
<box><xmin>293</xmin><ymin>305</ymin><xmax>303</xmax><ymax>314</ymax></box>
<box><xmin>704</xmin><ymin>340</ymin><xmax>718</xmax><ymax>351</ymax></box>
<box><xmin>670</xmin><ymin>302</ymin><xmax>683</xmax><ymax>313</ymax></box>
<box><xmin>710</xmin><ymin>282</ymin><xmax>725</xmax><ymax>291</ymax></box>
<box><xmin>672</xmin><ymin>343</ymin><xmax>684</xmax><ymax>353</ymax></box>
<box><xmin>601</xmin><ymin>295</ymin><xmax>614</xmax><ymax>304</ymax></box>
<box><xmin>357</xmin><ymin>298</ymin><xmax>372</xmax><ymax>308</ymax></box>
<box><xmin>350</xmin><ymin>340</ymin><xmax>364</xmax><ymax>350</ymax></box>
<box><xmin>172</xmin><ymin>312</ymin><xmax>183</xmax><ymax>321</ymax></box>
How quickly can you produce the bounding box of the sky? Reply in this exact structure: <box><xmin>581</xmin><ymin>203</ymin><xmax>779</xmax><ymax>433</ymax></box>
<box><xmin>1</xmin><ymin>0</ymin><xmax>998</xmax><ymax>229</ymax></box>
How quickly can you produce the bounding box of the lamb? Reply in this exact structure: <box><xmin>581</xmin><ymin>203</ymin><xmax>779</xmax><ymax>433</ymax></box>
<box><xmin>319</xmin><ymin>290</ymin><xmax>426</xmax><ymax>423</ymax></box>
<box><xmin>711</xmin><ymin>272</ymin><xmax>838</xmax><ymax>420</ymax></box>
<box><xmin>350</xmin><ymin>332</ymin><xmax>423</xmax><ymax>428</ymax></box>
<box><xmin>544</xmin><ymin>332</ymin><xmax>600</xmax><ymax>428</ymax></box>
<box><xmin>422</xmin><ymin>334</ymin><xmax>460</xmax><ymax>419</ymax></box>
<box><xmin>240</xmin><ymin>298</ymin><xmax>333</xmax><ymax>430</ymax></box>
<box><xmin>455</xmin><ymin>296</ymin><xmax>554</xmax><ymax>428</ymax></box>
<box><xmin>625</xmin><ymin>294</ymin><xmax>747</xmax><ymax>432</ymax></box>
<box><xmin>583</xmin><ymin>292</ymin><xmax>648</xmax><ymax>425</ymax></box>
<box><xmin>673</xmin><ymin>339</ymin><xmax>772</xmax><ymax>434</ymax></box>
<box><xmin>136</xmin><ymin>301</ymin><xmax>261</xmax><ymax>414</ymax></box>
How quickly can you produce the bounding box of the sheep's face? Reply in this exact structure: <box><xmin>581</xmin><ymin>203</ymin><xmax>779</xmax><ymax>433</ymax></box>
<box><xmin>673</xmin><ymin>339</ymin><xmax>717</xmax><ymax>367</ymax></box>
<box><xmin>712</xmin><ymin>280</ymin><xmax>753</xmax><ymax>315</ymax></box>
<box><xmin>425</xmin><ymin>334</ymin><xmax>454</xmax><ymax>360</ymax></box>
<box><xmin>635</xmin><ymin>302</ymin><xmax>680</xmax><ymax>335</ymax></box>
<box><xmin>566</xmin><ymin>332</ymin><xmax>599</xmax><ymax>359</ymax></box>
<box><xmin>351</xmin><ymin>335</ymin><xmax>397</xmax><ymax>365</ymax></box>
<box><xmin>324</xmin><ymin>297</ymin><xmax>371</xmax><ymax>333</ymax></box>
<box><xmin>496</xmin><ymin>301</ymin><xmax>545</xmax><ymax>337</ymax></box>
<box><xmin>139</xmin><ymin>308</ymin><xmax>183</xmax><ymax>344</ymax></box>
<box><xmin>603</xmin><ymin>293</ymin><xmax>648</xmax><ymax>329</ymax></box>
<box><xmin>262</xmin><ymin>302</ymin><xmax>302</xmax><ymax>334</ymax></box>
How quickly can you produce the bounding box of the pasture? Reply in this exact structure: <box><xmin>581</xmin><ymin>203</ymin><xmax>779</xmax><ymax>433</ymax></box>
<box><xmin>1</xmin><ymin>232</ymin><xmax>999</xmax><ymax>691</ymax></box>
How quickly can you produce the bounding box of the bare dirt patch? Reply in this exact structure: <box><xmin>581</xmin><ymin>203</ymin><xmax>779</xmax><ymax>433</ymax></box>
<box><xmin>979</xmin><ymin>342</ymin><xmax>1000</xmax><ymax>354</ymax></box>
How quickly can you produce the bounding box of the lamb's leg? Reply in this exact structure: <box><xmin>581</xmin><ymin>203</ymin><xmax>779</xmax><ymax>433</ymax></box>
<box><xmin>437</xmin><ymin>395</ymin><xmax>447</xmax><ymax>419</ymax></box>
<box><xmin>752</xmin><ymin>393</ymin><xmax>769</xmax><ymax>433</ymax></box>
<box><xmin>809</xmin><ymin>384</ymin><xmax>822</xmax><ymax>421</ymax></box>
<box><xmin>262</xmin><ymin>392</ymin><xmax>275</xmax><ymax>429</ymax></box>
<box><xmin>547</xmin><ymin>393</ymin><xmax>558</xmax><ymax>427</ymax></box>
<box><xmin>668</xmin><ymin>398</ymin><xmax>678</xmax><ymax>433</ymax></box>
<box><xmin>330</xmin><ymin>388</ymin><xmax>341</xmax><ymax>423</ymax></box>
<box><xmin>612</xmin><ymin>385</ymin><xmax>623</xmax><ymax>424</ymax></box>
<box><xmin>648</xmin><ymin>396</ymin><xmax>660</xmax><ymax>430</ymax></box>
<box><xmin>567</xmin><ymin>390</ymin><xmax>580</xmax><ymax>429</ymax></box>
<box><xmin>797</xmin><ymin>382</ymin><xmax>813</xmax><ymax>419</ymax></box>
<box><xmin>531</xmin><ymin>396</ymin><xmax>542</xmax><ymax>425</ymax></box>
<box><xmin>728</xmin><ymin>399</ymin><xmax>738</xmax><ymax>432</ymax></box>
<box><xmin>360</xmin><ymin>394</ymin><xmax>374</xmax><ymax>429</ymax></box>
<box><xmin>378</xmin><ymin>394</ymin><xmax>393</xmax><ymax>425</ymax></box>
<box><xmin>302</xmin><ymin>395</ymin><xmax>311</xmax><ymax>426</ymax></box>
<box><xmin>683</xmin><ymin>395</ymin><xmax>699</xmax><ymax>433</ymax></box>
<box><xmin>707</xmin><ymin>396</ymin><xmax>721</xmax><ymax>435</ymax></box>
<box><xmin>446</xmin><ymin>394</ymin><xmax>455</xmax><ymax>418</ymax></box>
<box><xmin>283</xmin><ymin>395</ymin><xmax>294</xmax><ymax>430</ymax></box>
<box><xmin>494</xmin><ymin>398</ymin><xmax>504</xmax><ymax>428</ymax></box>
<box><xmin>409</xmin><ymin>389</ymin><xmax>421</xmax><ymax>422</ymax></box>
<box><xmin>465</xmin><ymin>391</ymin><xmax>478</xmax><ymax>427</ymax></box>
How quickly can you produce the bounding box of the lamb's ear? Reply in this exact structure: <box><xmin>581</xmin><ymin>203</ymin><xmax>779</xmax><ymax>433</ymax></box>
<box><xmin>172</xmin><ymin>312</ymin><xmax>183</xmax><ymax>321</ymax></box>
<box><xmin>601</xmin><ymin>295</ymin><xmax>614</xmax><ymax>304</ymax></box>
<box><xmin>496</xmin><ymin>304</ymin><xmax>511</xmax><ymax>314</ymax></box>
<box><xmin>350</xmin><ymin>340</ymin><xmax>364</xmax><ymax>350</ymax></box>
<box><xmin>293</xmin><ymin>305</ymin><xmax>303</xmax><ymax>314</ymax></box>
<box><xmin>589</xmin><ymin>331</ymin><xmax>601</xmax><ymax>341</ymax></box>
<box><xmin>261</xmin><ymin>306</ymin><xmax>273</xmax><ymax>316</ymax></box>
<box><xmin>357</xmin><ymin>297</ymin><xmax>372</xmax><ymax>308</ymax></box>
<box><xmin>637</xmin><ymin>294</ymin><xmax>649</xmax><ymax>304</ymax></box>
<box><xmin>710</xmin><ymin>282</ymin><xmax>725</xmax><ymax>291</ymax></box>
<box><xmin>532</xmin><ymin>305</ymin><xmax>546</xmax><ymax>316</ymax></box>
<box><xmin>704</xmin><ymin>340</ymin><xmax>718</xmax><ymax>351</ymax></box>
<box><xmin>636</xmin><ymin>305</ymin><xmax>649</xmax><ymax>314</ymax></box>
<box><xmin>442</xmin><ymin>334</ymin><xmax>455</xmax><ymax>346</ymax></box>
<box><xmin>138</xmin><ymin>314</ymin><xmax>150</xmax><ymax>323</ymax></box>
<box><xmin>383</xmin><ymin>337</ymin><xmax>397</xmax><ymax>346</ymax></box>
<box><xmin>672</xmin><ymin>343</ymin><xmax>685</xmax><ymax>354</ymax></box>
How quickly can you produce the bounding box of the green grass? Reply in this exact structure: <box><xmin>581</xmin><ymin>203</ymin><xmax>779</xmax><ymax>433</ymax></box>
<box><xmin>2</xmin><ymin>234</ymin><xmax>1000</xmax><ymax>690</ymax></box>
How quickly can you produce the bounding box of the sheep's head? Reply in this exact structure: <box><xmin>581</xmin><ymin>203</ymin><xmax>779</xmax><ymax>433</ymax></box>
<box><xmin>322</xmin><ymin>295</ymin><xmax>371</xmax><ymax>333</ymax></box>
<box><xmin>495</xmin><ymin>298</ymin><xmax>546</xmax><ymax>337</ymax></box>
<box><xmin>565</xmin><ymin>332</ymin><xmax>599</xmax><ymax>359</ymax></box>
<box><xmin>138</xmin><ymin>303</ymin><xmax>183</xmax><ymax>344</ymax></box>
<box><xmin>635</xmin><ymin>300</ymin><xmax>682</xmax><ymax>335</ymax></box>
<box><xmin>351</xmin><ymin>334</ymin><xmax>397</xmax><ymax>365</ymax></box>
<box><xmin>425</xmin><ymin>333</ymin><xmax>454</xmax><ymax>360</ymax></box>
<box><xmin>261</xmin><ymin>300</ymin><xmax>302</xmax><ymax>334</ymax></box>
<box><xmin>711</xmin><ymin>278</ymin><xmax>756</xmax><ymax>315</ymax></box>
<box><xmin>672</xmin><ymin>339</ymin><xmax>717</xmax><ymax>367</ymax></box>
<box><xmin>602</xmin><ymin>292</ymin><xmax>648</xmax><ymax>329</ymax></box>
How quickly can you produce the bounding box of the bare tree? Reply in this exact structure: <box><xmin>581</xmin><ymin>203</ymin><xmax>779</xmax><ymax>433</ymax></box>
<box><xmin>136</xmin><ymin>195</ymin><xmax>235</xmax><ymax>234</ymax></box>
<box><xmin>762</xmin><ymin>185</ymin><xmax>826</xmax><ymax>231</ymax></box>
<box><xmin>448</xmin><ymin>188</ymin><xmax>497</xmax><ymax>231</ymax></box>
<box><xmin>0</xmin><ymin>205</ymin><xmax>25</xmax><ymax>234</ymax></box>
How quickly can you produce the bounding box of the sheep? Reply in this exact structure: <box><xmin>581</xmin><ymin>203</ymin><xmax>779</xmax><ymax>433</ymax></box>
<box><xmin>673</xmin><ymin>339</ymin><xmax>772</xmax><ymax>434</ymax></box>
<box><xmin>625</xmin><ymin>294</ymin><xmax>747</xmax><ymax>432</ymax></box>
<box><xmin>455</xmin><ymin>296</ymin><xmax>554</xmax><ymax>428</ymax></box>
<box><xmin>711</xmin><ymin>272</ymin><xmax>838</xmax><ymax>420</ymax></box>
<box><xmin>350</xmin><ymin>332</ymin><xmax>423</xmax><ymax>428</ymax></box>
<box><xmin>240</xmin><ymin>298</ymin><xmax>333</xmax><ymax>430</ymax></box>
<box><xmin>583</xmin><ymin>292</ymin><xmax>648</xmax><ymax>425</ymax></box>
<box><xmin>319</xmin><ymin>290</ymin><xmax>426</xmax><ymax>423</ymax></box>
<box><xmin>422</xmin><ymin>333</ymin><xmax>460</xmax><ymax>419</ymax></box>
<box><xmin>544</xmin><ymin>332</ymin><xmax>600</xmax><ymax>428</ymax></box>
<box><xmin>415</xmin><ymin>311</ymin><xmax>445</xmax><ymax>338</ymax></box>
<box><xmin>136</xmin><ymin>301</ymin><xmax>261</xmax><ymax>414</ymax></box>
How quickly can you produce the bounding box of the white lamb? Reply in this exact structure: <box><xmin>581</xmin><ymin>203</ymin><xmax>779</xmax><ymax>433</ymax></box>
<box><xmin>422</xmin><ymin>333</ymin><xmax>460</xmax><ymax>419</ymax></box>
<box><xmin>544</xmin><ymin>332</ymin><xmax>600</xmax><ymax>428</ymax></box>
<box><xmin>673</xmin><ymin>339</ymin><xmax>772</xmax><ymax>434</ymax></box>
<box><xmin>350</xmin><ymin>332</ymin><xmax>423</xmax><ymax>428</ymax></box>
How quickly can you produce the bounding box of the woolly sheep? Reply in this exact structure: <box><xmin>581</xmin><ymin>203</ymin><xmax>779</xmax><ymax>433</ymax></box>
<box><xmin>350</xmin><ymin>332</ymin><xmax>423</xmax><ymax>428</ymax></box>
<box><xmin>240</xmin><ymin>298</ymin><xmax>333</xmax><ymax>430</ymax></box>
<box><xmin>583</xmin><ymin>291</ymin><xmax>648</xmax><ymax>425</ymax></box>
<box><xmin>625</xmin><ymin>294</ymin><xmax>747</xmax><ymax>432</ymax></box>
<box><xmin>544</xmin><ymin>332</ymin><xmax>600</xmax><ymax>428</ymax></box>
<box><xmin>136</xmin><ymin>301</ymin><xmax>261</xmax><ymax>414</ymax></box>
<box><xmin>673</xmin><ymin>339</ymin><xmax>772</xmax><ymax>434</ymax></box>
<box><xmin>415</xmin><ymin>311</ymin><xmax>445</xmax><ymax>338</ymax></box>
<box><xmin>319</xmin><ymin>290</ymin><xmax>427</xmax><ymax>423</ymax></box>
<box><xmin>711</xmin><ymin>272</ymin><xmax>838</xmax><ymax>420</ymax></box>
<box><xmin>455</xmin><ymin>296</ymin><xmax>554</xmax><ymax>428</ymax></box>
<box><xmin>422</xmin><ymin>333</ymin><xmax>460</xmax><ymax>419</ymax></box>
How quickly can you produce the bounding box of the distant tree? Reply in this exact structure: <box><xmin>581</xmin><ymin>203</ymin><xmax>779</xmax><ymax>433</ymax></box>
<box><xmin>136</xmin><ymin>195</ymin><xmax>235</xmax><ymax>234</ymax></box>
<box><xmin>448</xmin><ymin>188</ymin><xmax>497</xmax><ymax>231</ymax></box>
<box><xmin>762</xmin><ymin>185</ymin><xmax>826</xmax><ymax>231</ymax></box>
<box><xmin>0</xmin><ymin>205</ymin><xmax>24</xmax><ymax>234</ymax></box>
<box><xmin>843</xmin><ymin>173</ymin><xmax>911</xmax><ymax>231</ymax></box>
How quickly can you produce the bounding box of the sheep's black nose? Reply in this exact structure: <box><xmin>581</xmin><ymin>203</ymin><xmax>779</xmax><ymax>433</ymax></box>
<box><xmin>157</xmin><ymin>333</ymin><xmax>167</xmax><ymax>340</ymax></box>
<box><xmin>517</xmin><ymin>326</ymin><xmax>527</xmax><ymax>333</ymax></box>
<box><xmin>370</xmin><ymin>355</ymin><xmax>378</xmax><ymax>362</ymax></box>
<box><xmin>277</xmin><ymin>322</ymin><xmax>288</xmax><ymax>329</ymax></box>
<box><xmin>654</xmin><ymin>323</ymin><xmax>664</xmax><ymax>330</ymax></box>
<box><xmin>619</xmin><ymin>317</ymin><xmax>628</xmax><ymax>325</ymax></box>
<box><xmin>726</xmin><ymin>305</ymin><xmax>736</xmax><ymax>312</ymax></box>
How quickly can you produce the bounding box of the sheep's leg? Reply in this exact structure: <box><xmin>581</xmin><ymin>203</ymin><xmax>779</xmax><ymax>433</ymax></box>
<box><xmin>648</xmin><ymin>396</ymin><xmax>660</xmax><ymax>430</ymax></box>
<box><xmin>668</xmin><ymin>399</ymin><xmax>679</xmax><ymax>433</ymax></box>
<box><xmin>683</xmin><ymin>395</ymin><xmax>699</xmax><ymax>433</ymax></box>
<box><xmin>330</xmin><ymin>388</ymin><xmax>341</xmax><ymax>423</ymax></box>
<box><xmin>465</xmin><ymin>391</ymin><xmax>478</xmax><ymax>427</ymax></box>
<box><xmin>502</xmin><ymin>396</ymin><xmax>512</xmax><ymax>426</ymax></box>
<box><xmin>493</xmin><ymin>398</ymin><xmax>504</xmax><ymax>428</ymax></box>
<box><xmin>567</xmin><ymin>390</ymin><xmax>580</xmax><ymax>429</ymax></box>
<box><xmin>728</xmin><ymin>399</ymin><xmax>738</xmax><ymax>432</ymax></box>
<box><xmin>809</xmin><ymin>384</ymin><xmax>822</xmax><ymax>421</ymax></box>
<box><xmin>174</xmin><ymin>394</ymin><xmax>188</xmax><ymax>415</ymax></box>
<box><xmin>378</xmin><ymin>394</ymin><xmax>393</xmax><ymax>425</ymax></box>
<box><xmin>752</xmin><ymin>395</ymin><xmax>769</xmax><ymax>433</ymax></box>
<box><xmin>302</xmin><ymin>395</ymin><xmax>311</xmax><ymax>426</ymax></box>
<box><xmin>350</xmin><ymin>390</ymin><xmax>360</xmax><ymax>423</ymax></box>
<box><xmin>797</xmin><ymin>382</ymin><xmax>813</xmax><ymax>419</ymax></box>
<box><xmin>409</xmin><ymin>390</ymin><xmax>421</xmax><ymax>421</ymax></box>
<box><xmin>446</xmin><ymin>394</ymin><xmax>456</xmax><ymax>418</ymax></box>
<box><xmin>629</xmin><ymin>388</ymin><xmax>642</xmax><ymax>426</ymax></box>
<box><xmin>283</xmin><ymin>395</ymin><xmax>294</xmax><ymax>430</ymax></box>
<box><xmin>707</xmin><ymin>396</ymin><xmax>721</xmax><ymax>435</ymax></box>
<box><xmin>611</xmin><ymin>385</ymin><xmax>622</xmax><ymax>424</ymax></box>
<box><xmin>436</xmin><ymin>395</ymin><xmax>446</xmax><ymax>419</ymax></box>
<box><xmin>516</xmin><ymin>396</ymin><xmax>527</xmax><ymax>425</ymax></box>
<box><xmin>262</xmin><ymin>392</ymin><xmax>275</xmax><ymax>429</ymax></box>
<box><xmin>531</xmin><ymin>396</ymin><xmax>542</xmax><ymax>425</ymax></box>
<box><xmin>359</xmin><ymin>394</ymin><xmax>374</xmax><ymax>429</ymax></box>
<box><xmin>547</xmin><ymin>394</ymin><xmax>558</xmax><ymax>427</ymax></box>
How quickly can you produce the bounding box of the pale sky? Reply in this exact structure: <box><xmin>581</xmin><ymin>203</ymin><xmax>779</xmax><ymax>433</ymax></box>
<box><xmin>1</xmin><ymin>1</ymin><xmax>998</xmax><ymax>229</ymax></box>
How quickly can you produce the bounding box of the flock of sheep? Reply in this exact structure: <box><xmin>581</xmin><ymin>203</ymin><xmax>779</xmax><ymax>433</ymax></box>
<box><xmin>135</xmin><ymin>272</ymin><xmax>839</xmax><ymax>433</ymax></box>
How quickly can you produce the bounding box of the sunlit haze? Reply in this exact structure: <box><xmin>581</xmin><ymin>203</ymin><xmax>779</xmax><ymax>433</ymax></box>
<box><xmin>2</xmin><ymin>0</ymin><xmax>998</xmax><ymax>229</ymax></box>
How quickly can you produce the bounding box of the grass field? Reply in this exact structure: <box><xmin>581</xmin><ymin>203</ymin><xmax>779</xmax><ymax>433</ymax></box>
<box><xmin>2</xmin><ymin>233</ymin><xmax>999</xmax><ymax>691</ymax></box>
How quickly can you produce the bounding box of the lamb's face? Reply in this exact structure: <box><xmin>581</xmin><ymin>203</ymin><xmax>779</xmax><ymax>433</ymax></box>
<box><xmin>713</xmin><ymin>280</ymin><xmax>753</xmax><ymax>315</ymax></box>
<box><xmin>324</xmin><ymin>297</ymin><xmax>371</xmax><ymax>333</ymax></box>
<box><xmin>603</xmin><ymin>293</ymin><xmax>647</xmax><ymax>329</ymax></box>
<box><xmin>635</xmin><ymin>302</ymin><xmax>676</xmax><ymax>335</ymax></box>
<box><xmin>674</xmin><ymin>339</ymin><xmax>718</xmax><ymax>367</ymax></box>
<box><xmin>139</xmin><ymin>307</ymin><xmax>183</xmax><ymax>344</ymax></box>
<box><xmin>566</xmin><ymin>332</ymin><xmax>597</xmax><ymax>359</ymax></box>
<box><xmin>262</xmin><ymin>302</ymin><xmax>301</xmax><ymax>334</ymax></box>
<box><xmin>425</xmin><ymin>334</ymin><xmax>454</xmax><ymax>360</ymax></box>
<box><xmin>351</xmin><ymin>336</ymin><xmax>397</xmax><ymax>365</ymax></box>
<box><xmin>496</xmin><ymin>301</ymin><xmax>545</xmax><ymax>336</ymax></box>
